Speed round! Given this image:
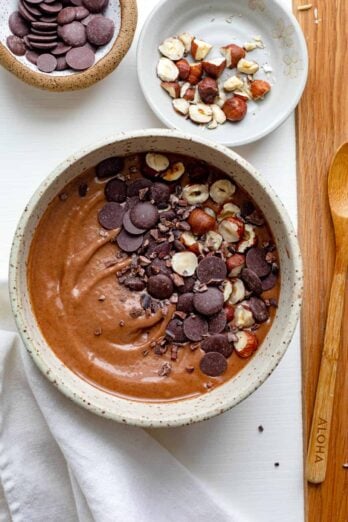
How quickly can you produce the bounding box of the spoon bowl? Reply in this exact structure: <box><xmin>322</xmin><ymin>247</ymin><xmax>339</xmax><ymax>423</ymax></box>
<box><xmin>328</xmin><ymin>143</ymin><xmax>348</xmax><ymax>221</ymax></box>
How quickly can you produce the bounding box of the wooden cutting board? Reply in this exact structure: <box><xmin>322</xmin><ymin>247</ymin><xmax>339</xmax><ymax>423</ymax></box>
<box><xmin>293</xmin><ymin>1</ymin><xmax>348</xmax><ymax>521</ymax></box>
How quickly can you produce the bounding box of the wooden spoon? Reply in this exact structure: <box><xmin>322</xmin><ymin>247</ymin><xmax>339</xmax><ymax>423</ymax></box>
<box><xmin>306</xmin><ymin>143</ymin><xmax>348</xmax><ymax>484</ymax></box>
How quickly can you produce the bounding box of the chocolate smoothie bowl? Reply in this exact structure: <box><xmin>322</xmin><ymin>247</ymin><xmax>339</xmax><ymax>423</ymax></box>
<box><xmin>10</xmin><ymin>130</ymin><xmax>302</xmax><ymax>426</ymax></box>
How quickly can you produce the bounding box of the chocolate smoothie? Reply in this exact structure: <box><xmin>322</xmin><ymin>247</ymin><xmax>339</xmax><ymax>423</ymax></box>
<box><xmin>28</xmin><ymin>152</ymin><xmax>280</xmax><ymax>401</ymax></box>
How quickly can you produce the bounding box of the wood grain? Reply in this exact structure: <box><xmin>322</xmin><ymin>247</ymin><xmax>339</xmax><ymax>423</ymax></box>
<box><xmin>294</xmin><ymin>0</ymin><xmax>348</xmax><ymax>519</ymax></box>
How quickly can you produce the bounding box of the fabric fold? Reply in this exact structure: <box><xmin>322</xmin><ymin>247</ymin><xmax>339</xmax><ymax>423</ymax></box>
<box><xmin>0</xmin><ymin>287</ymin><xmax>239</xmax><ymax>522</ymax></box>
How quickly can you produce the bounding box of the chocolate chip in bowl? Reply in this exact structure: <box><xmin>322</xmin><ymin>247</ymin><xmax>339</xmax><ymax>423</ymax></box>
<box><xmin>10</xmin><ymin>130</ymin><xmax>302</xmax><ymax>427</ymax></box>
<box><xmin>0</xmin><ymin>0</ymin><xmax>137</xmax><ymax>90</ymax></box>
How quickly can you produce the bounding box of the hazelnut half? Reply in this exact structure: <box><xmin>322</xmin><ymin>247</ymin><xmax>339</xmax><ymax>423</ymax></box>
<box><xmin>220</xmin><ymin>44</ymin><xmax>246</xmax><ymax>68</ymax></box>
<box><xmin>157</xmin><ymin>57</ymin><xmax>179</xmax><ymax>82</ymax></box>
<box><xmin>188</xmin><ymin>208</ymin><xmax>216</xmax><ymax>235</ymax></box>
<box><xmin>182</xmin><ymin>184</ymin><xmax>210</xmax><ymax>205</ymax></box>
<box><xmin>237</xmin><ymin>58</ymin><xmax>259</xmax><ymax>75</ymax></box>
<box><xmin>222</xmin><ymin>97</ymin><xmax>247</xmax><ymax>122</ymax></box>
<box><xmin>191</xmin><ymin>38</ymin><xmax>213</xmax><ymax>61</ymax></box>
<box><xmin>176</xmin><ymin>58</ymin><xmax>190</xmax><ymax>80</ymax></box>
<box><xmin>234</xmin><ymin>330</ymin><xmax>258</xmax><ymax>357</ymax></box>
<box><xmin>189</xmin><ymin>103</ymin><xmax>213</xmax><ymax>124</ymax></box>
<box><xmin>218</xmin><ymin>217</ymin><xmax>245</xmax><ymax>243</ymax></box>
<box><xmin>158</xmin><ymin>37</ymin><xmax>185</xmax><ymax>61</ymax></box>
<box><xmin>161</xmin><ymin>81</ymin><xmax>180</xmax><ymax>98</ymax></box>
<box><xmin>198</xmin><ymin>77</ymin><xmax>218</xmax><ymax>104</ymax></box>
<box><xmin>250</xmin><ymin>79</ymin><xmax>271</xmax><ymax>100</ymax></box>
<box><xmin>210</xmin><ymin>179</ymin><xmax>236</xmax><ymax>204</ymax></box>
<box><xmin>202</xmin><ymin>57</ymin><xmax>226</xmax><ymax>78</ymax></box>
<box><xmin>187</xmin><ymin>62</ymin><xmax>203</xmax><ymax>85</ymax></box>
<box><xmin>171</xmin><ymin>251</ymin><xmax>198</xmax><ymax>277</ymax></box>
<box><xmin>172</xmin><ymin>98</ymin><xmax>190</xmax><ymax>116</ymax></box>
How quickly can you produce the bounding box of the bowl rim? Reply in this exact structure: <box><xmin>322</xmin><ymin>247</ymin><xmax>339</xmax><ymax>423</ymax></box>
<box><xmin>9</xmin><ymin>128</ymin><xmax>303</xmax><ymax>427</ymax></box>
<box><xmin>0</xmin><ymin>0</ymin><xmax>137</xmax><ymax>92</ymax></box>
<box><xmin>136</xmin><ymin>0</ymin><xmax>309</xmax><ymax>147</ymax></box>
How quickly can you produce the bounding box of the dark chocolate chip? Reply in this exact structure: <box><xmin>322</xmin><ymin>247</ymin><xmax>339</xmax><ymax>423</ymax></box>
<box><xmin>200</xmin><ymin>352</ymin><xmax>227</xmax><ymax>377</ymax></box>
<box><xmin>166</xmin><ymin>318</ymin><xmax>187</xmax><ymax>343</ymax></box>
<box><xmin>197</xmin><ymin>256</ymin><xmax>227</xmax><ymax>284</ymax></box>
<box><xmin>124</xmin><ymin>277</ymin><xmax>146</xmax><ymax>291</ymax></box>
<box><xmin>241</xmin><ymin>268</ymin><xmax>263</xmax><ymax>294</ymax></box>
<box><xmin>149</xmin><ymin>182</ymin><xmax>170</xmax><ymax>204</ymax></box>
<box><xmin>66</xmin><ymin>44</ymin><xmax>95</xmax><ymax>69</ymax></box>
<box><xmin>30</xmin><ymin>41</ymin><xmax>58</xmax><ymax>50</ymax></box>
<box><xmin>82</xmin><ymin>0</ymin><xmax>106</xmax><ymax>12</ymax></box>
<box><xmin>208</xmin><ymin>310</ymin><xmax>227</xmax><ymax>334</ymax></box>
<box><xmin>96</xmin><ymin>156</ymin><xmax>124</xmax><ymax>179</ymax></box>
<box><xmin>248</xmin><ymin>297</ymin><xmax>269</xmax><ymax>323</ymax></box>
<box><xmin>25</xmin><ymin>49</ymin><xmax>39</xmax><ymax>64</ymax></box>
<box><xmin>9</xmin><ymin>12</ymin><xmax>30</xmax><ymax>37</ymax></box>
<box><xmin>40</xmin><ymin>2</ymin><xmax>63</xmax><ymax>14</ymax></box>
<box><xmin>58</xmin><ymin>21</ymin><xmax>86</xmax><ymax>46</ymax></box>
<box><xmin>18</xmin><ymin>2</ymin><xmax>36</xmax><ymax>22</ymax></box>
<box><xmin>81</xmin><ymin>13</ymin><xmax>97</xmax><ymax>25</ymax></box>
<box><xmin>56</xmin><ymin>55</ymin><xmax>68</xmax><ymax>70</ymax></box>
<box><xmin>37</xmin><ymin>53</ymin><xmax>57</xmax><ymax>72</ymax></box>
<box><xmin>98</xmin><ymin>202</ymin><xmax>125</xmax><ymax>230</ymax></box>
<box><xmin>127</xmin><ymin>178</ymin><xmax>152</xmax><ymax>197</ymax></box>
<box><xmin>6</xmin><ymin>35</ymin><xmax>26</xmax><ymax>55</ymax></box>
<box><xmin>246</xmin><ymin>247</ymin><xmax>271</xmax><ymax>278</ymax></box>
<box><xmin>201</xmin><ymin>334</ymin><xmax>233</xmax><ymax>358</ymax></box>
<box><xmin>123</xmin><ymin>210</ymin><xmax>146</xmax><ymax>235</ymax></box>
<box><xmin>32</xmin><ymin>21</ymin><xmax>58</xmax><ymax>30</ymax></box>
<box><xmin>51</xmin><ymin>41</ymin><xmax>72</xmax><ymax>54</ymax></box>
<box><xmin>57</xmin><ymin>6</ymin><xmax>76</xmax><ymax>24</ymax></box>
<box><xmin>177</xmin><ymin>292</ymin><xmax>194</xmax><ymax>313</ymax></box>
<box><xmin>31</xmin><ymin>28</ymin><xmax>58</xmax><ymax>35</ymax></box>
<box><xmin>261</xmin><ymin>272</ymin><xmax>277</xmax><ymax>291</ymax></box>
<box><xmin>104</xmin><ymin>177</ymin><xmax>127</xmax><ymax>203</ymax></box>
<box><xmin>183</xmin><ymin>315</ymin><xmax>208</xmax><ymax>342</ymax></box>
<box><xmin>116</xmin><ymin>230</ymin><xmax>143</xmax><ymax>253</ymax></box>
<box><xmin>74</xmin><ymin>6</ymin><xmax>90</xmax><ymax>19</ymax></box>
<box><xmin>193</xmin><ymin>288</ymin><xmax>224</xmax><ymax>316</ymax></box>
<box><xmin>130</xmin><ymin>202</ymin><xmax>159</xmax><ymax>230</ymax></box>
<box><xmin>27</xmin><ymin>33</ymin><xmax>58</xmax><ymax>42</ymax></box>
<box><xmin>126</xmin><ymin>196</ymin><xmax>140</xmax><ymax>211</ymax></box>
<box><xmin>22</xmin><ymin>2</ymin><xmax>41</xmax><ymax>17</ymax></box>
<box><xmin>147</xmin><ymin>274</ymin><xmax>174</xmax><ymax>300</ymax></box>
<box><xmin>86</xmin><ymin>15</ymin><xmax>114</xmax><ymax>45</ymax></box>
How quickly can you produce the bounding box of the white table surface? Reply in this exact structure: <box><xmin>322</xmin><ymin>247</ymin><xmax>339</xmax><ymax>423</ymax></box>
<box><xmin>0</xmin><ymin>1</ymin><xmax>304</xmax><ymax>521</ymax></box>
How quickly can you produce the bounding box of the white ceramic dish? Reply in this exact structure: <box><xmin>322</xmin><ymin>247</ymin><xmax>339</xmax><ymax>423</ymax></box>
<box><xmin>9</xmin><ymin>129</ymin><xmax>303</xmax><ymax>427</ymax></box>
<box><xmin>137</xmin><ymin>0</ymin><xmax>308</xmax><ymax>147</ymax></box>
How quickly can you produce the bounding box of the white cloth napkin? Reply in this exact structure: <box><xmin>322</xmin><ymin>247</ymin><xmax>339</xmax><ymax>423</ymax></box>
<box><xmin>0</xmin><ymin>282</ymin><xmax>246</xmax><ymax>522</ymax></box>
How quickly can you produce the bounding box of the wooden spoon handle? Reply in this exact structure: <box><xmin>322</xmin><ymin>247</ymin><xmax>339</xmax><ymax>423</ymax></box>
<box><xmin>306</xmin><ymin>254</ymin><xmax>347</xmax><ymax>483</ymax></box>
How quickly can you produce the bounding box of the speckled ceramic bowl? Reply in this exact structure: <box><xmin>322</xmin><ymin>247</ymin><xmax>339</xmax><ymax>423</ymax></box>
<box><xmin>0</xmin><ymin>0</ymin><xmax>137</xmax><ymax>91</ymax></box>
<box><xmin>9</xmin><ymin>129</ymin><xmax>303</xmax><ymax>427</ymax></box>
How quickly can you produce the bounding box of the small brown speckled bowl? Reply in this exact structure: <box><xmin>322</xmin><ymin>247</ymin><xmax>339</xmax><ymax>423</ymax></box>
<box><xmin>0</xmin><ymin>0</ymin><xmax>137</xmax><ymax>91</ymax></box>
<box><xmin>9</xmin><ymin>130</ymin><xmax>303</xmax><ymax>427</ymax></box>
